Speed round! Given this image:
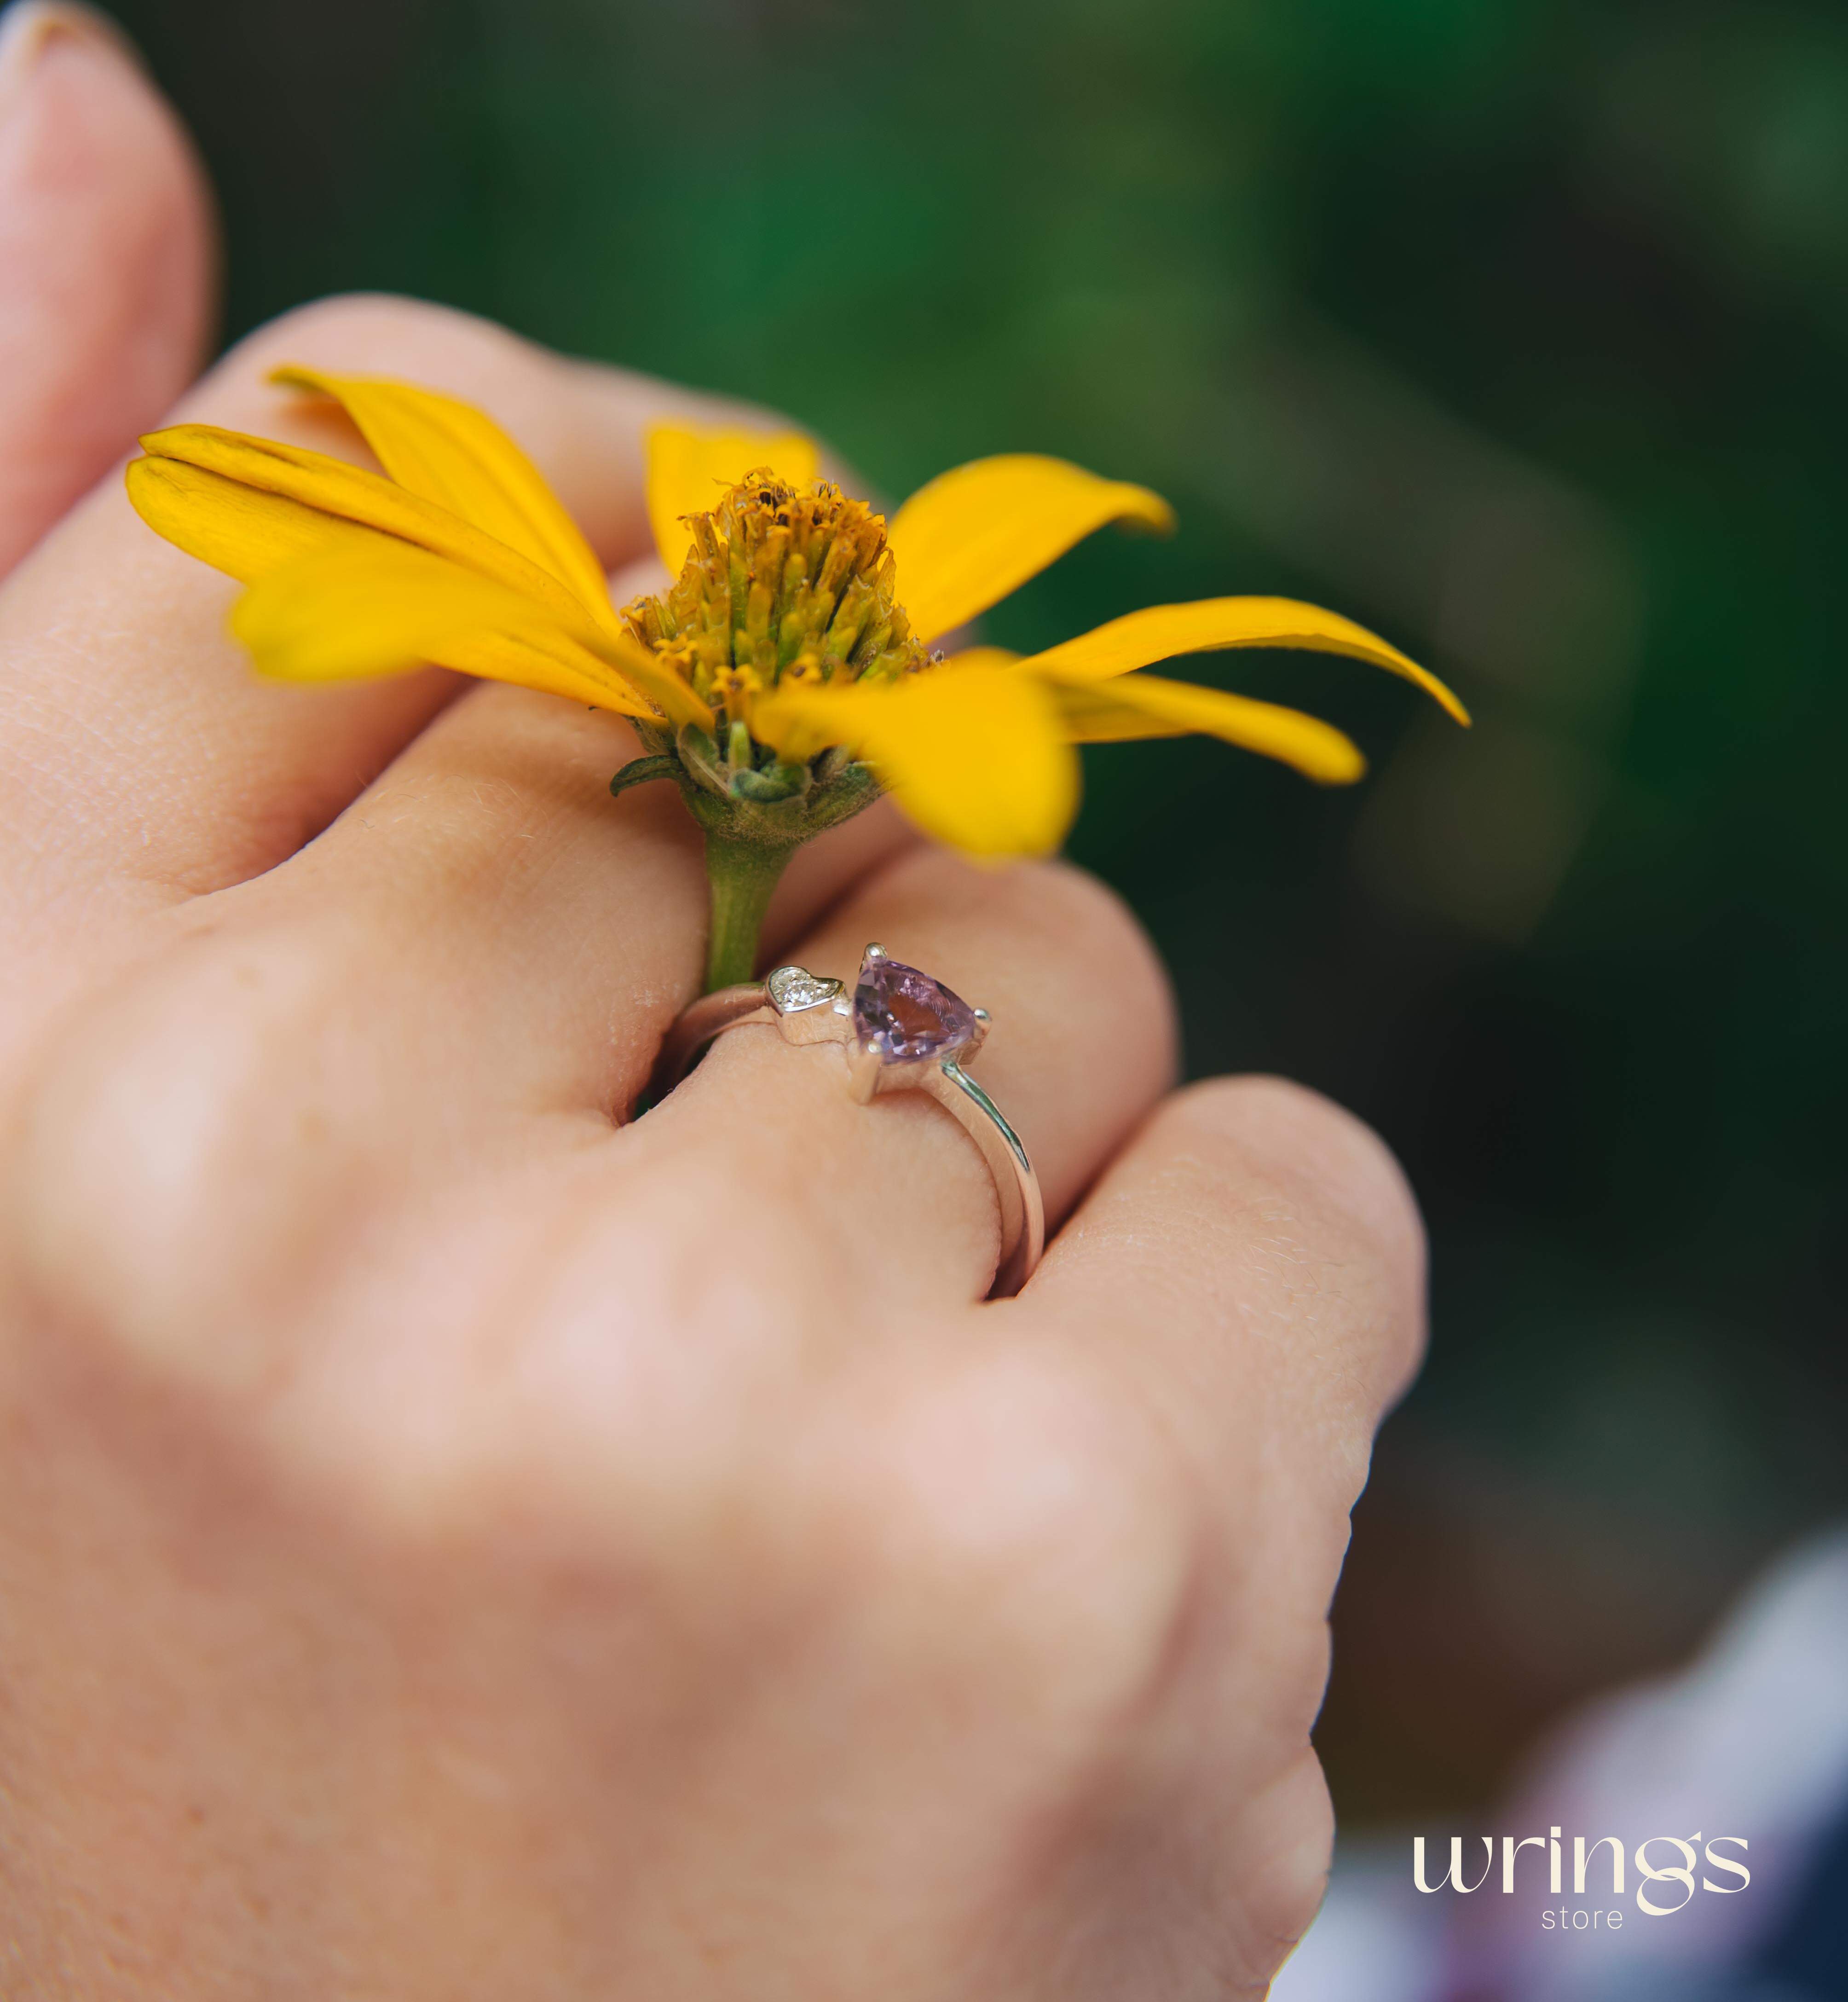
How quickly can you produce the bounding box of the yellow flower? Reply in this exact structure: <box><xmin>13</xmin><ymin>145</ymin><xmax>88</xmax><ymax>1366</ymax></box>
<box><xmin>127</xmin><ymin>370</ymin><xmax>1467</xmax><ymax>987</ymax></box>
<box><xmin>128</xmin><ymin>370</ymin><xmax>1465</xmax><ymax>842</ymax></box>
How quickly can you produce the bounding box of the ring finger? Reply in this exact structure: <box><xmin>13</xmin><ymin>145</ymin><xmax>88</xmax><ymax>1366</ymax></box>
<box><xmin>646</xmin><ymin>844</ymin><xmax>1178</xmax><ymax>1304</ymax></box>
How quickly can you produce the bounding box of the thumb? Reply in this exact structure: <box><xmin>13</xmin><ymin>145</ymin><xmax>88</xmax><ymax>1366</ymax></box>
<box><xmin>0</xmin><ymin>2</ymin><xmax>217</xmax><ymax>577</ymax></box>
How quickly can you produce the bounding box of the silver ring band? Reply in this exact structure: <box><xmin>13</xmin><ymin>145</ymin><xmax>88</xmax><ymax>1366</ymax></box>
<box><xmin>652</xmin><ymin>944</ymin><xmax>1045</xmax><ymax>1297</ymax></box>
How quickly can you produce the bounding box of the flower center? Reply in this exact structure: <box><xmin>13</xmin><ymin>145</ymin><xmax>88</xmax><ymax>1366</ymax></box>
<box><xmin>622</xmin><ymin>470</ymin><xmax>929</xmax><ymax>728</ymax></box>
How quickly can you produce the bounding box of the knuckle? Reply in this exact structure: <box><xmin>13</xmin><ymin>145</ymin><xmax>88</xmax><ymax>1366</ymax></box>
<box><xmin>6</xmin><ymin>921</ymin><xmax>364</xmax><ymax>1391</ymax></box>
<box><xmin>1176</xmin><ymin>1075</ymin><xmax>1423</xmax><ymax>1275</ymax></box>
<box><xmin>840</xmin><ymin>1347</ymin><xmax>1201</xmax><ymax>1730</ymax></box>
<box><xmin>1242</xmin><ymin>1753</ymin><xmax>1338</xmax><ymax>1972</ymax></box>
<box><xmin>1167</xmin><ymin>1073</ymin><xmax>1427</xmax><ymax>1391</ymax></box>
<box><xmin>226</xmin><ymin>291</ymin><xmax>526</xmax><ymax>379</ymax></box>
<box><xmin>1018</xmin><ymin>855</ymin><xmax>1165</xmax><ymax>973</ymax></box>
<box><xmin>1259</xmin><ymin>1612</ymin><xmax>1338</xmax><ymax>1749</ymax></box>
<box><xmin>346</xmin><ymin>1163</ymin><xmax>831</xmax><ymax>1556</ymax></box>
<box><xmin>219</xmin><ymin>294</ymin><xmax>821</xmax><ymax>496</ymax></box>
<box><xmin>952</xmin><ymin>850</ymin><xmax>1173</xmax><ymax>1020</ymax></box>
<box><xmin>1031</xmin><ymin>859</ymin><xmax>1175</xmax><ymax>1044</ymax></box>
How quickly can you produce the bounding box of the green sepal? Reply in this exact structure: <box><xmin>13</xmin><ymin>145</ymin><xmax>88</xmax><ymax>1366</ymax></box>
<box><xmin>608</xmin><ymin>753</ymin><xmax>680</xmax><ymax>799</ymax></box>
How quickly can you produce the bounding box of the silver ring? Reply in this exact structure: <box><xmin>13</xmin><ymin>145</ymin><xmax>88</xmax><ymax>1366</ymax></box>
<box><xmin>652</xmin><ymin>944</ymin><xmax>1045</xmax><ymax>1297</ymax></box>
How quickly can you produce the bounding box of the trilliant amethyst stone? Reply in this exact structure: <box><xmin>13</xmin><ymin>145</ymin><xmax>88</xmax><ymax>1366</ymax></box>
<box><xmin>853</xmin><ymin>955</ymin><xmax>977</xmax><ymax>1063</ymax></box>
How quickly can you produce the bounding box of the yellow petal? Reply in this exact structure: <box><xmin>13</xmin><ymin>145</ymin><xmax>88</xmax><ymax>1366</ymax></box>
<box><xmin>128</xmin><ymin>455</ymin><xmax>412</xmax><ymax>582</ymax></box>
<box><xmin>230</xmin><ymin>542</ymin><xmax>714</xmax><ymax>730</ymax></box>
<box><xmin>937</xmin><ymin>646</ymin><xmax>1023</xmax><ymax>672</ymax></box>
<box><xmin>646</xmin><ymin>422</ymin><xmax>820</xmax><ymax>576</ymax></box>
<box><xmin>271</xmin><ymin>366</ymin><xmax>615</xmax><ymax>619</ymax></box>
<box><xmin>752</xmin><ymin>664</ymin><xmax>1078</xmax><ymax>859</ymax></box>
<box><xmin>594</xmin><ymin>628</ymin><xmax>717</xmax><ymax>730</ymax></box>
<box><xmin>231</xmin><ymin>545</ymin><xmax>653</xmax><ymax>714</ymax></box>
<box><xmin>886</xmin><ymin>456</ymin><xmax>1175</xmax><ymax>645</ymax></box>
<box><xmin>1045</xmin><ymin>671</ymin><xmax>1366</xmax><ymax>784</ymax></box>
<box><xmin>1028</xmin><ymin>596</ymin><xmax>1470</xmax><ymax>725</ymax></box>
<box><xmin>130</xmin><ymin>424</ymin><xmax>597</xmax><ymax>640</ymax></box>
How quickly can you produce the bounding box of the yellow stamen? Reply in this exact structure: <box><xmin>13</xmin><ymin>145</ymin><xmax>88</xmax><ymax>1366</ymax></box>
<box><xmin>621</xmin><ymin>468</ymin><xmax>930</xmax><ymax>739</ymax></box>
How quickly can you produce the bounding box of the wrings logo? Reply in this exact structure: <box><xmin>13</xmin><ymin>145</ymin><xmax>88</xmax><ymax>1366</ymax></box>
<box><xmin>1413</xmin><ymin>1828</ymin><xmax>1750</xmax><ymax>1928</ymax></box>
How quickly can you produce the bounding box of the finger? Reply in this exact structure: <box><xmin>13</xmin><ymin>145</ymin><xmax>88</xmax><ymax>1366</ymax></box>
<box><xmin>0</xmin><ymin>293</ymin><xmax>813</xmax><ymax>937</ymax></box>
<box><xmin>61</xmin><ymin>516</ymin><xmax>918</xmax><ymax>1158</ymax></box>
<box><xmin>1005</xmin><ymin>1078</ymin><xmax>1425</xmax><ymax>1961</ymax></box>
<box><xmin>650</xmin><ymin>845</ymin><xmax>1179</xmax><ymax>1303</ymax></box>
<box><xmin>1023</xmin><ymin>1075</ymin><xmax>1426</xmax><ymax>1522</ymax></box>
<box><xmin>207</xmin><ymin>678</ymin><xmax>919</xmax><ymax>1122</ymax></box>
<box><xmin>112</xmin><ymin>453</ymin><xmax>923</xmax><ymax>1129</ymax></box>
<box><xmin>0</xmin><ymin>3</ymin><xmax>214</xmax><ymax>575</ymax></box>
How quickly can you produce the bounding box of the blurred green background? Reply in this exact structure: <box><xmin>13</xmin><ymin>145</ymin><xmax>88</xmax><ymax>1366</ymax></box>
<box><xmin>114</xmin><ymin>0</ymin><xmax>1848</xmax><ymax>1823</ymax></box>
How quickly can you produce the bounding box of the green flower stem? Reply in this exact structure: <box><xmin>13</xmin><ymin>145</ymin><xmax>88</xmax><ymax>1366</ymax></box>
<box><xmin>609</xmin><ymin>729</ymin><xmax>882</xmax><ymax>993</ymax></box>
<box><xmin>702</xmin><ymin>828</ymin><xmax>800</xmax><ymax>992</ymax></box>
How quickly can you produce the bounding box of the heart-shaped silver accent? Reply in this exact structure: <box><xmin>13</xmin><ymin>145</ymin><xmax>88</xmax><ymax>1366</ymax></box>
<box><xmin>766</xmin><ymin>964</ymin><xmax>843</xmax><ymax>1014</ymax></box>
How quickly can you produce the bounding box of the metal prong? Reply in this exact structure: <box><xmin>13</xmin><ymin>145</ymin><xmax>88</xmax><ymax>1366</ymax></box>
<box><xmin>972</xmin><ymin>1007</ymin><xmax>990</xmax><ymax>1024</ymax></box>
<box><xmin>846</xmin><ymin>1040</ymin><xmax>882</xmax><ymax>1105</ymax></box>
<box><xmin>863</xmin><ymin>942</ymin><xmax>888</xmax><ymax>961</ymax></box>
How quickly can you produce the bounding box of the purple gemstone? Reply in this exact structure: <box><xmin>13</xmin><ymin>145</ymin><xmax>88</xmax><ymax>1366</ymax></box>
<box><xmin>853</xmin><ymin>955</ymin><xmax>977</xmax><ymax>1062</ymax></box>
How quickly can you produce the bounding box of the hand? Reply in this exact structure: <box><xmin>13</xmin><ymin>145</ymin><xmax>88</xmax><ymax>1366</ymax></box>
<box><xmin>0</xmin><ymin>14</ymin><xmax>1425</xmax><ymax>1996</ymax></box>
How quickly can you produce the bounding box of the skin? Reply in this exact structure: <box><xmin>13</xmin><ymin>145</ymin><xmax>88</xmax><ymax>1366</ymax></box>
<box><xmin>0</xmin><ymin>8</ymin><xmax>1427</xmax><ymax>1996</ymax></box>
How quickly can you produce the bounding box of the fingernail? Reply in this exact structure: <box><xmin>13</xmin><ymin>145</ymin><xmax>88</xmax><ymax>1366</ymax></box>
<box><xmin>0</xmin><ymin>2</ymin><xmax>144</xmax><ymax>122</ymax></box>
